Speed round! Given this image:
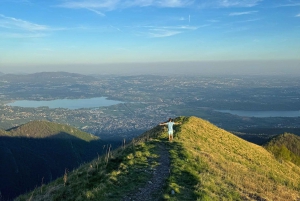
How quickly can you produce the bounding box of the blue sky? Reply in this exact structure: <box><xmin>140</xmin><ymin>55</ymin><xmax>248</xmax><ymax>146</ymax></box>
<box><xmin>0</xmin><ymin>0</ymin><xmax>299</xmax><ymax>75</ymax></box>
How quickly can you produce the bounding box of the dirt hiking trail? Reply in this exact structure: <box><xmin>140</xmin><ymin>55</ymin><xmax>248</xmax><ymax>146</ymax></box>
<box><xmin>123</xmin><ymin>143</ymin><xmax>170</xmax><ymax>201</ymax></box>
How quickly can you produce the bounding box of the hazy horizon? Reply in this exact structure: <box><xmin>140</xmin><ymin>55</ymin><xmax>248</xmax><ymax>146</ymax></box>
<box><xmin>1</xmin><ymin>1</ymin><xmax>299</xmax><ymax>75</ymax></box>
<box><xmin>1</xmin><ymin>60</ymin><xmax>300</xmax><ymax>76</ymax></box>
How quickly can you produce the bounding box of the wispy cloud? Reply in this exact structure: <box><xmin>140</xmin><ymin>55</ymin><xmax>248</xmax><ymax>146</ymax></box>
<box><xmin>66</xmin><ymin>24</ymin><xmax>121</xmax><ymax>33</ymax></box>
<box><xmin>229</xmin><ymin>11</ymin><xmax>258</xmax><ymax>16</ymax></box>
<box><xmin>137</xmin><ymin>25</ymin><xmax>198</xmax><ymax>38</ymax></box>
<box><xmin>0</xmin><ymin>14</ymin><xmax>52</xmax><ymax>38</ymax></box>
<box><xmin>57</xmin><ymin>0</ymin><xmax>193</xmax><ymax>12</ymax></box>
<box><xmin>0</xmin><ymin>14</ymin><xmax>49</xmax><ymax>31</ymax></box>
<box><xmin>207</xmin><ymin>19</ymin><xmax>220</xmax><ymax>23</ymax></box>
<box><xmin>0</xmin><ymin>32</ymin><xmax>48</xmax><ymax>38</ymax></box>
<box><xmin>123</xmin><ymin>0</ymin><xmax>194</xmax><ymax>8</ymax></box>
<box><xmin>1</xmin><ymin>0</ymin><xmax>32</xmax><ymax>3</ymax></box>
<box><xmin>217</xmin><ymin>0</ymin><xmax>263</xmax><ymax>7</ymax></box>
<box><xmin>86</xmin><ymin>8</ymin><xmax>105</xmax><ymax>16</ymax></box>
<box><xmin>276</xmin><ymin>3</ymin><xmax>300</xmax><ymax>7</ymax></box>
<box><xmin>296</xmin><ymin>13</ymin><xmax>300</xmax><ymax>17</ymax></box>
<box><xmin>57</xmin><ymin>0</ymin><xmax>264</xmax><ymax>15</ymax></box>
<box><xmin>148</xmin><ymin>29</ymin><xmax>182</xmax><ymax>38</ymax></box>
<box><xmin>197</xmin><ymin>0</ymin><xmax>263</xmax><ymax>8</ymax></box>
<box><xmin>57</xmin><ymin>0</ymin><xmax>119</xmax><ymax>11</ymax></box>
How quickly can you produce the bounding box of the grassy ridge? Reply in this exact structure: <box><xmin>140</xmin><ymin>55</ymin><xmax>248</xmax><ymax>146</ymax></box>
<box><xmin>164</xmin><ymin>116</ymin><xmax>300</xmax><ymax>200</ymax></box>
<box><xmin>15</xmin><ymin>116</ymin><xmax>300</xmax><ymax>200</ymax></box>
<box><xmin>15</xmin><ymin>126</ymin><xmax>166</xmax><ymax>201</ymax></box>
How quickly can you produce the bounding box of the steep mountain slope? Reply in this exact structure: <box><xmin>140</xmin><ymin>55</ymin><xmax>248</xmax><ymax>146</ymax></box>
<box><xmin>0</xmin><ymin>121</ymin><xmax>106</xmax><ymax>200</ymax></box>
<box><xmin>264</xmin><ymin>133</ymin><xmax>300</xmax><ymax>166</ymax></box>
<box><xmin>15</xmin><ymin>117</ymin><xmax>300</xmax><ymax>201</ymax></box>
<box><xmin>166</xmin><ymin>117</ymin><xmax>300</xmax><ymax>200</ymax></box>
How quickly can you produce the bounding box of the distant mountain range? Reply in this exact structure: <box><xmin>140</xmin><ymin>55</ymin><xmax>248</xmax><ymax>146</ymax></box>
<box><xmin>1</xmin><ymin>72</ymin><xmax>97</xmax><ymax>83</ymax></box>
<box><xmin>15</xmin><ymin>116</ymin><xmax>300</xmax><ymax>201</ymax></box>
<box><xmin>0</xmin><ymin>121</ymin><xmax>109</xmax><ymax>200</ymax></box>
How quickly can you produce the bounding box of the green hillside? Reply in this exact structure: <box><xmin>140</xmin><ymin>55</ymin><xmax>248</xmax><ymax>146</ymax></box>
<box><xmin>15</xmin><ymin>116</ymin><xmax>300</xmax><ymax>201</ymax></box>
<box><xmin>264</xmin><ymin>133</ymin><xmax>300</xmax><ymax>166</ymax></box>
<box><xmin>0</xmin><ymin>121</ymin><xmax>105</xmax><ymax>200</ymax></box>
<box><xmin>4</xmin><ymin>120</ymin><xmax>99</xmax><ymax>141</ymax></box>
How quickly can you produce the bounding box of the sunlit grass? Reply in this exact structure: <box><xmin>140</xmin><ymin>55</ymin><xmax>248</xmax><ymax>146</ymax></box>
<box><xmin>16</xmin><ymin>127</ymin><xmax>165</xmax><ymax>201</ymax></box>
<box><xmin>163</xmin><ymin>116</ymin><xmax>300</xmax><ymax>200</ymax></box>
<box><xmin>15</xmin><ymin>116</ymin><xmax>300</xmax><ymax>201</ymax></box>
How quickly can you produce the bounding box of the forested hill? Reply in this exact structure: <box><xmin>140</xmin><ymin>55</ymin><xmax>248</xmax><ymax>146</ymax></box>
<box><xmin>264</xmin><ymin>133</ymin><xmax>300</xmax><ymax>166</ymax></box>
<box><xmin>16</xmin><ymin>116</ymin><xmax>300</xmax><ymax>201</ymax></box>
<box><xmin>0</xmin><ymin>121</ymin><xmax>107</xmax><ymax>200</ymax></box>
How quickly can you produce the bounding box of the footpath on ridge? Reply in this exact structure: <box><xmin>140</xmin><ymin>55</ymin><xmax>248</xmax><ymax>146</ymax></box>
<box><xmin>123</xmin><ymin>142</ymin><xmax>170</xmax><ymax>201</ymax></box>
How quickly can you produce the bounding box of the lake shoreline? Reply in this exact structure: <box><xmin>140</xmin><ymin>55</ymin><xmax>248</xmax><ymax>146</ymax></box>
<box><xmin>216</xmin><ymin>110</ymin><xmax>300</xmax><ymax>118</ymax></box>
<box><xmin>6</xmin><ymin>97</ymin><xmax>124</xmax><ymax>110</ymax></box>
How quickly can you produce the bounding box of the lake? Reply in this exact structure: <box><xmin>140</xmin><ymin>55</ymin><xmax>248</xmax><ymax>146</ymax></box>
<box><xmin>6</xmin><ymin>97</ymin><xmax>123</xmax><ymax>109</ymax></box>
<box><xmin>216</xmin><ymin>110</ymin><xmax>300</xmax><ymax>118</ymax></box>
